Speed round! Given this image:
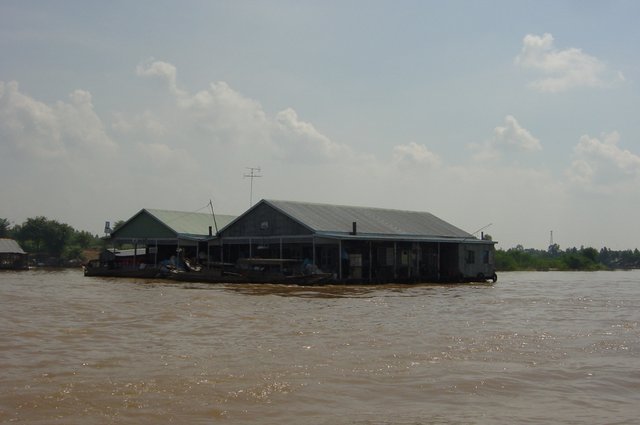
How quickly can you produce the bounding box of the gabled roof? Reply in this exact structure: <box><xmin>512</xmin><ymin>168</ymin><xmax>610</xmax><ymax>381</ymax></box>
<box><xmin>144</xmin><ymin>209</ymin><xmax>236</xmax><ymax>237</ymax></box>
<box><xmin>230</xmin><ymin>199</ymin><xmax>475</xmax><ymax>240</ymax></box>
<box><xmin>111</xmin><ymin>208</ymin><xmax>236</xmax><ymax>241</ymax></box>
<box><xmin>0</xmin><ymin>238</ymin><xmax>26</xmax><ymax>254</ymax></box>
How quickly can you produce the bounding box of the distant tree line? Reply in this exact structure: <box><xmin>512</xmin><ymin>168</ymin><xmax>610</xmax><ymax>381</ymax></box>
<box><xmin>0</xmin><ymin>217</ymin><xmax>102</xmax><ymax>266</ymax></box>
<box><xmin>496</xmin><ymin>244</ymin><xmax>640</xmax><ymax>271</ymax></box>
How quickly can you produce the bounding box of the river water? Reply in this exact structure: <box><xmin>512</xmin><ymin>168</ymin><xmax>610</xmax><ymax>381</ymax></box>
<box><xmin>1</xmin><ymin>269</ymin><xmax>638</xmax><ymax>424</ymax></box>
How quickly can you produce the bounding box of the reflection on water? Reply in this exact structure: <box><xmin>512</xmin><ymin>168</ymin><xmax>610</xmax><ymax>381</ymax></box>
<box><xmin>183</xmin><ymin>280</ymin><xmax>496</xmax><ymax>299</ymax></box>
<box><xmin>1</xmin><ymin>269</ymin><xmax>639</xmax><ymax>424</ymax></box>
<box><xmin>219</xmin><ymin>283</ymin><xmax>440</xmax><ymax>298</ymax></box>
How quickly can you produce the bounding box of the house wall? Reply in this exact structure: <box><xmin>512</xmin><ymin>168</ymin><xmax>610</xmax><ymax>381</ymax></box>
<box><xmin>112</xmin><ymin>212</ymin><xmax>175</xmax><ymax>240</ymax></box>
<box><xmin>458</xmin><ymin>243</ymin><xmax>496</xmax><ymax>280</ymax></box>
<box><xmin>216</xmin><ymin>203</ymin><xmax>496</xmax><ymax>283</ymax></box>
<box><xmin>221</xmin><ymin>203</ymin><xmax>312</xmax><ymax>238</ymax></box>
<box><xmin>0</xmin><ymin>253</ymin><xmax>28</xmax><ymax>270</ymax></box>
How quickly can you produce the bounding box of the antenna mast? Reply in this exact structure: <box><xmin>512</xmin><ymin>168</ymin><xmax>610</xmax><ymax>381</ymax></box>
<box><xmin>209</xmin><ymin>199</ymin><xmax>218</xmax><ymax>234</ymax></box>
<box><xmin>461</xmin><ymin>223</ymin><xmax>492</xmax><ymax>242</ymax></box>
<box><xmin>244</xmin><ymin>167</ymin><xmax>262</xmax><ymax>207</ymax></box>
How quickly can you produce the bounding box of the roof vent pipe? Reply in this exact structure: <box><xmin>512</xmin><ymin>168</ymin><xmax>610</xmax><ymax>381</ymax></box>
<box><xmin>351</xmin><ymin>221</ymin><xmax>357</xmax><ymax>235</ymax></box>
<box><xmin>209</xmin><ymin>226</ymin><xmax>213</xmax><ymax>236</ymax></box>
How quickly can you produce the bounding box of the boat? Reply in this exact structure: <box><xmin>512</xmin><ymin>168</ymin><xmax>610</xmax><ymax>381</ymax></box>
<box><xmin>84</xmin><ymin>255</ymin><xmax>333</xmax><ymax>285</ymax></box>
<box><xmin>234</xmin><ymin>258</ymin><xmax>334</xmax><ymax>284</ymax></box>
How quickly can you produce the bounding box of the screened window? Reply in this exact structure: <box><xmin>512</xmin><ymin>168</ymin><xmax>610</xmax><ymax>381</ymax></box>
<box><xmin>466</xmin><ymin>250</ymin><xmax>475</xmax><ymax>264</ymax></box>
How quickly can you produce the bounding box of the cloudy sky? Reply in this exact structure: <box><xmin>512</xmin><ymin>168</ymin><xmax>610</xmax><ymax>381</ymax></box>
<box><xmin>1</xmin><ymin>1</ymin><xmax>639</xmax><ymax>250</ymax></box>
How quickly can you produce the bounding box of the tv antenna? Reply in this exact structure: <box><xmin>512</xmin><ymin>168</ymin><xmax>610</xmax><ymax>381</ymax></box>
<box><xmin>462</xmin><ymin>223</ymin><xmax>492</xmax><ymax>242</ymax></box>
<box><xmin>244</xmin><ymin>167</ymin><xmax>262</xmax><ymax>207</ymax></box>
<box><xmin>209</xmin><ymin>199</ymin><xmax>218</xmax><ymax>234</ymax></box>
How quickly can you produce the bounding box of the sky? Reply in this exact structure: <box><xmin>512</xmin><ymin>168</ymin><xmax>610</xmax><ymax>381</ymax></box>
<box><xmin>1</xmin><ymin>1</ymin><xmax>640</xmax><ymax>250</ymax></box>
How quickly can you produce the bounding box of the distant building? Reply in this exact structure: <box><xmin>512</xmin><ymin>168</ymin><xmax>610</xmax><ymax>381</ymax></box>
<box><xmin>0</xmin><ymin>238</ymin><xmax>28</xmax><ymax>270</ymax></box>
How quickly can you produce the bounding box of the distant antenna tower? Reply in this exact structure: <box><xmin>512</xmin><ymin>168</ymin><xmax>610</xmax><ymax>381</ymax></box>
<box><xmin>244</xmin><ymin>167</ymin><xmax>262</xmax><ymax>207</ymax></box>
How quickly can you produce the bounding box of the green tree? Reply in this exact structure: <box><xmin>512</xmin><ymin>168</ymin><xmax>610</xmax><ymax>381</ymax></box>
<box><xmin>16</xmin><ymin>217</ymin><xmax>74</xmax><ymax>258</ymax></box>
<box><xmin>72</xmin><ymin>230</ymin><xmax>98</xmax><ymax>249</ymax></box>
<box><xmin>581</xmin><ymin>247</ymin><xmax>598</xmax><ymax>263</ymax></box>
<box><xmin>548</xmin><ymin>243</ymin><xmax>560</xmax><ymax>257</ymax></box>
<box><xmin>0</xmin><ymin>218</ymin><xmax>11</xmax><ymax>238</ymax></box>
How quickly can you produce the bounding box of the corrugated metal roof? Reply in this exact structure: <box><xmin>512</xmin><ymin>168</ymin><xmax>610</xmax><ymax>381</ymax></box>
<box><xmin>145</xmin><ymin>209</ymin><xmax>236</xmax><ymax>237</ymax></box>
<box><xmin>264</xmin><ymin>200</ymin><xmax>474</xmax><ymax>239</ymax></box>
<box><xmin>111</xmin><ymin>208</ymin><xmax>238</xmax><ymax>241</ymax></box>
<box><xmin>0</xmin><ymin>238</ymin><xmax>26</xmax><ymax>254</ymax></box>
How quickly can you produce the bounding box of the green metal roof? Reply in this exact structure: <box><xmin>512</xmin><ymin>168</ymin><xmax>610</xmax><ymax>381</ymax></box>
<box><xmin>111</xmin><ymin>208</ymin><xmax>236</xmax><ymax>241</ymax></box>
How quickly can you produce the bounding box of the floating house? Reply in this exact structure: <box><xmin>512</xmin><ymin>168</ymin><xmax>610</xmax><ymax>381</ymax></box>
<box><xmin>0</xmin><ymin>238</ymin><xmax>29</xmax><ymax>270</ymax></box>
<box><xmin>215</xmin><ymin>200</ymin><xmax>496</xmax><ymax>283</ymax></box>
<box><xmin>95</xmin><ymin>208</ymin><xmax>236</xmax><ymax>270</ymax></box>
<box><xmin>88</xmin><ymin>201</ymin><xmax>496</xmax><ymax>283</ymax></box>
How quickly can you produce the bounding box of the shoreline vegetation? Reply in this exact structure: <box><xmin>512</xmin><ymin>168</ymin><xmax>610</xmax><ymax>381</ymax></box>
<box><xmin>496</xmin><ymin>245</ymin><xmax>640</xmax><ymax>272</ymax></box>
<box><xmin>0</xmin><ymin>217</ymin><xmax>102</xmax><ymax>267</ymax></box>
<box><xmin>2</xmin><ymin>216</ymin><xmax>640</xmax><ymax>272</ymax></box>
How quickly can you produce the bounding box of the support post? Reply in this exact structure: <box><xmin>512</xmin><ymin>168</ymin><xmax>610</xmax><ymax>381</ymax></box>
<box><xmin>280</xmin><ymin>238</ymin><xmax>283</xmax><ymax>273</ymax></box>
<box><xmin>437</xmin><ymin>242</ymin><xmax>441</xmax><ymax>281</ymax></box>
<box><xmin>338</xmin><ymin>240</ymin><xmax>342</xmax><ymax>280</ymax></box>
<box><xmin>312</xmin><ymin>236</ymin><xmax>316</xmax><ymax>269</ymax></box>
<box><xmin>369</xmin><ymin>241</ymin><xmax>372</xmax><ymax>282</ymax></box>
<box><xmin>416</xmin><ymin>243</ymin><xmax>421</xmax><ymax>280</ymax></box>
<box><xmin>393</xmin><ymin>242</ymin><xmax>397</xmax><ymax>280</ymax></box>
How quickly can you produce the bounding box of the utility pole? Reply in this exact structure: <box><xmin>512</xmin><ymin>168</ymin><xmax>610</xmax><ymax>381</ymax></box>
<box><xmin>244</xmin><ymin>167</ymin><xmax>262</xmax><ymax>207</ymax></box>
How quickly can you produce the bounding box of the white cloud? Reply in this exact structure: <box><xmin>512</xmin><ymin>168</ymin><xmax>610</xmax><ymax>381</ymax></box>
<box><xmin>470</xmin><ymin>115</ymin><xmax>541</xmax><ymax>161</ymax></box>
<box><xmin>112</xmin><ymin>110</ymin><xmax>166</xmax><ymax>137</ymax></box>
<box><xmin>392</xmin><ymin>142</ymin><xmax>442</xmax><ymax>168</ymax></box>
<box><xmin>0</xmin><ymin>81</ymin><xmax>64</xmax><ymax>157</ymax></box>
<box><xmin>180</xmin><ymin>81</ymin><xmax>274</xmax><ymax>150</ymax></box>
<box><xmin>135</xmin><ymin>142</ymin><xmax>198</xmax><ymax>170</ymax></box>
<box><xmin>275</xmin><ymin>108</ymin><xmax>356</xmax><ymax>162</ymax></box>
<box><xmin>566</xmin><ymin>131</ymin><xmax>640</xmax><ymax>189</ymax></box>
<box><xmin>135</xmin><ymin>60</ymin><xmax>357</xmax><ymax>163</ymax></box>
<box><xmin>494</xmin><ymin>115</ymin><xmax>541</xmax><ymax>151</ymax></box>
<box><xmin>0</xmin><ymin>81</ymin><xmax>117</xmax><ymax>159</ymax></box>
<box><xmin>515</xmin><ymin>33</ymin><xmax>623</xmax><ymax>92</ymax></box>
<box><xmin>136</xmin><ymin>59</ymin><xmax>182</xmax><ymax>95</ymax></box>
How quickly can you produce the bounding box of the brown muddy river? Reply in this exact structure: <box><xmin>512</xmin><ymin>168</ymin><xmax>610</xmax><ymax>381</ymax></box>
<box><xmin>1</xmin><ymin>269</ymin><xmax>638</xmax><ymax>424</ymax></box>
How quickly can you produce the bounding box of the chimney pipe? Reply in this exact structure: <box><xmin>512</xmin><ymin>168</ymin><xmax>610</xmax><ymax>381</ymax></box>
<box><xmin>209</xmin><ymin>226</ymin><xmax>213</xmax><ymax>236</ymax></box>
<box><xmin>351</xmin><ymin>221</ymin><xmax>357</xmax><ymax>235</ymax></box>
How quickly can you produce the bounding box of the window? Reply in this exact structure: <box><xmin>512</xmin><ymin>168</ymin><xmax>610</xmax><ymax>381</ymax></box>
<box><xmin>466</xmin><ymin>250</ymin><xmax>475</xmax><ymax>264</ymax></box>
<box><xmin>483</xmin><ymin>250</ymin><xmax>490</xmax><ymax>264</ymax></box>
